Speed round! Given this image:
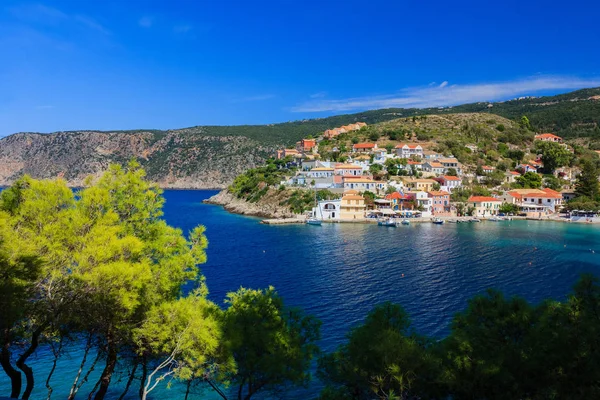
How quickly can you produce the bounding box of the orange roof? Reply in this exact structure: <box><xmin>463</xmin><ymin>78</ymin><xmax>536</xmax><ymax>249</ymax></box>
<box><xmin>428</xmin><ymin>162</ymin><xmax>444</xmax><ymax>168</ymax></box>
<box><xmin>385</xmin><ymin>192</ymin><xmax>412</xmax><ymax>200</ymax></box>
<box><xmin>407</xmin><ymin>160</ymin><xmax>422</xmax><ymax>165</ymax></box>
<box><xmin>468</xmin><ymin>196</ymin><xmax>501</xmax><ymax>202</ymax></box>
<box><xmin>335</xmin><ymin>164</ymin><xmax>362</xmax><ymax>169</ymax></box>
<box><xmin>342</xmin><ymin>195</ymin><xmax>364</xmax><ymax>200</ymax></box>
<box><xmin>507</xmin><ymin>189</ymin><xmax>562</xmax><ymax>199</ymax></box>
<box><xmin>535</xmin><ymin>133</ymin><xmax>562</xmax><ymax>140</ymax></box>
<box><xmin>509</xmin><ymin>171</ymin><xmax>521</xmax><ymax>175</ymax></box>
<box><xmin>395</xmin><ymin>143</ymin><xmax>421</xmax><ymax>149</ymax></box>
<box><xmin>441</xmin><ymin>175</ymin><xmax>461</xmax><ymax>181</ymax></box>
<box><xmin>353</xmin><ymin>143</ymin><xmax>376</xmax><ymax>149</ymax></box>
<box><xmin>482</xmin><ymin>165</ymin><xmax>494</xmax><ymax>170</ymax></box>
<box><xmin>428</xmin><ymin>191</ymin><xmax>450</xmax><ymax>196</ymax></box>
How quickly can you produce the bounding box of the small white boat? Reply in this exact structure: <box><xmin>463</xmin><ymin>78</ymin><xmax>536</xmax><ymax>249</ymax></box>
<box><xmin>306</xmin><ymin>218</ymin><xmax>322</xmax><ymax>225</ymax></box>
<box><xmin>469</xmin><ymin>218</ymin><xmax>481</xmax><ymax>223</ymax></box>
<box><xmin>488</xmin><ymin>216</ymin><xmax>504</xmax><ymax>221</ymax></box>
<box><xmin>447</xmin><ymin>219</ymin><xmax>457</xmax><ymax>223</ymax></box>
<box><xmin>378</xmin><ymin>217</ymin><xmax>397</xmax><ymax>227</ymax></box>
<box><xmin>401</xmin><ymin>219</ymin><xmax>410</xmax><ymax>226</ymax></box>
<box><xmin>432</xmin><ymin>217</ymin><xmax>444</xmax><ymax>225</ymax></box>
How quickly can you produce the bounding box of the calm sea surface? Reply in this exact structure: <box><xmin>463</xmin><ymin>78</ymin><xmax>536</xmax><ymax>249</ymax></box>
<box><xmin>3</xmin><ymin>189</ymin><xmax>600</xmax><ymax>399</ymax></box>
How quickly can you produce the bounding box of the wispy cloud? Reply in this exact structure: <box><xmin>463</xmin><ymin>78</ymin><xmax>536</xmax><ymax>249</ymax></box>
<box><xmin>232</xmin><ymin>94</ymin><xmax>276</xmax><ymax>103</ymax></box>
<box><xmin>8</xmin><ymin>3</ymin><xmax>110</xmax><ymax>35</ymax></box>
<box><xmin>138</xmin><ymin>16</ymin><xmax>153</xmax><ymax>28</ymax></box>
<box><xmin>309</xmin><ymin>91</ymin><xmax>328</xmax><ymax>99</ymax></box>
<box><xmin>291</xmin><ymin>75</ymin><xmax>600</xmax><ymax>112</ymax></box>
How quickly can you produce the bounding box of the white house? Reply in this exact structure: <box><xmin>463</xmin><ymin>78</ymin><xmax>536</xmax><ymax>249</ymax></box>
<box><xmin>436</xmin><ymin>175</ymin><xmax>462</xmax><ymax>192</ymax></box>
<box><xmin>411</xmin><ymin>191</ymin><xmax>432</xmax><ymax>218</ymax></box>
<box><xmin>334</xmin><ymin>163</ymin><xmax>363</xmax><ymax>176</ymax></box>
<box><xmin>312</xmin><ymin>199</ymin><xmax>341</xmax><ymax>220</ymax></box>
<box><xmin>422</xmin><ymin>161</ymin><xmax>445</xmax><ymax>175</ymax></box>
<box><xmin>306</xmin><ymin>167</ymin><xmax>334</xmax><ymax>178</ymax></box>
<box><xmin>395</xmin><ymin>144</ymin><xmax>423</xmax><ymax>159</ymax></box>
<box><xmin>343</xmin><ymin>177</ymin><xmax>377</xmax><ymax>192</ymax></box>
<box><xmin>504</xmin><ymin>188</ymin><xmax>563</xmax><ymax>214</ymax></box>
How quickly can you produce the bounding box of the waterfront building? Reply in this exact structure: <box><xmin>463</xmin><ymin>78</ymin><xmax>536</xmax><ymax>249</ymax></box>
<box><xmin>467</xmin><ymin>196</ymin><xmax>502</xmax><ymax>217</ymax></box>
<box><xmin>340</xmin><ymin>190</ymin><xmax>366</xmax><ymax>220</ymax></box>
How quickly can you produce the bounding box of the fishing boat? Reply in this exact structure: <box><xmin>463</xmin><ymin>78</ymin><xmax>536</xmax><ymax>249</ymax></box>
<box><xmin>488</xmin><ymin>216</ymin><xmax>503</xmax><ymax>221</ymax></box>
<box><xmin>306</xmin><ymin>218</ymin><xmax>322</xmax><ymax>225</ymax></box>
<box><xmin>306</xmin><ymin>188</ymin><xmax>323</xmax><ymax>225</ymax></box>
<box><xmin>432</xmin><ymin>217</ymin><xmax>444</xmax><ymax>225</ymax></box>
<box><xmin>378</xmin><ymin>217</ymin><xmax>397</xmax><ymax>227</ymax></box>
<box><xmin>401</xmin><ymin>219</ymin><xmax>410</xmax><ymax>225</ymax></box>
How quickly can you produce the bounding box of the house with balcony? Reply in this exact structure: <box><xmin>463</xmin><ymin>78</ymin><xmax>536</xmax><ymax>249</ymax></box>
<box><xmin>395</xmin><ymin>144</ymin><xmax>423</xmax><ymax>159</ymax></box>
<box><xmin>343</xmin><ymin>177</ymin><xmax>377</xmax><ymax>192</ymax></box>
<box><xmin>422</xmin><ymin>161</ymin><xmax>445</xmax><ymax>176</ymax></box>
<box><xmin>503</xmin><ymin>188</ymin><xmax>563</xmax><ymax>214</ymax></box>
<box><xmin>340</xmin><ymin>190</ymin><xmax>366</xmax><ymax>220</ymax></box>
<box><xmin>428</xmin><ymin>191</ymin><xmax>451</xmax><ymax>215</ymax></box>
<box><xmin>435</xmin><ymin>175</ymin><xmax>462</xmax><ymax>192</ymax></box>
<box><xmin>467</xmin><ymin>196</ymin><xmax>502</xmax><ymax>217</ymax></box>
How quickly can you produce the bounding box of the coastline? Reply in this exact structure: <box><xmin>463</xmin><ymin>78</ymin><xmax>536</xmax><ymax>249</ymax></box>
<box><xmin>203</xmin><ymin>190</ymin><xmax>600</xmax><ymax>225</ymax></box>
<box><xmin>203</xmin><ymin>189</ymin><xmax>296</xmax><ymax>219</ymax></box>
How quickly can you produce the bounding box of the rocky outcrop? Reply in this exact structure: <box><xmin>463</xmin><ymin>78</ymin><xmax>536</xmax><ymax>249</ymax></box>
<box><xmin>204</xmin><ymin>189</ymin><xmax>296</xmax><ymax>219</ymax></box>
<box><xmin>0</xmin><ymin>130</ymin><xmax>278</xmax><ymax>189</ymax></box>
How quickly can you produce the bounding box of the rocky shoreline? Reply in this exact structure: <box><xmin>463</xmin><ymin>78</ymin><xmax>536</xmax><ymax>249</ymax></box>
<box><xmin>203</xmin><ymin>189</ymin><xmax>295</xmax><ymax>219</ymax></box>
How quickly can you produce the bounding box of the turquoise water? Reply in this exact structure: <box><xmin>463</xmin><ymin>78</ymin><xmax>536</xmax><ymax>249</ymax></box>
<box><xmin>3</xmin><ymin>190</ymin><xmax>600</xmax><ymax>399</ymax></box>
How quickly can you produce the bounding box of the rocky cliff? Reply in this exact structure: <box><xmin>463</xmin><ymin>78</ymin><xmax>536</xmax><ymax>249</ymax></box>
<box><xmin>0</xmin><ymin>129</ymin><xmax>278</xmax><ymax>189</ymax></box>
<box><xmin>204</xmin><ymin>189</ymin><xmax>296</xmax><ymax>219</ymax></box>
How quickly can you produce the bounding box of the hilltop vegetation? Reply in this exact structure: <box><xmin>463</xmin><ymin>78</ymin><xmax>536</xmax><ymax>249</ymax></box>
<box><xmin>1</xmin><ymin>87</ymin><xmax>599</xmax><ymax>188</ymax></box>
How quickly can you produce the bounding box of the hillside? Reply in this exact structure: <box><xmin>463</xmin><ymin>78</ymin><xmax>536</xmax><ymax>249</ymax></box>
<box><xmin>1</xmin><ymin>87</ymin><xmax>599</xmax><ymax>188</ymax></box>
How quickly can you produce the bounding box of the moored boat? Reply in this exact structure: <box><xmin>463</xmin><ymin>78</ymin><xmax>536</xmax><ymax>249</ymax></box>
<box><xmin>432</xmin><ymin>217</ymin><xmax>444</xmax><ymax>225</ymax></box>
<box><xmin>378</xmin><ymin>217</ymin><xmax>397</xmax><ymax>227</ymax></box>
<box><xmin>401</xmin><ymin>219</ymin><xmax>410</xmax><ymax>225</ymax></box>
<box><xmin>469</xmin><ymin>218</ymin><xmax>481</xmax><ymax>223</ymax></box>
<box><xmin>306</xmin><ymin>218</ymin><xmax>322</xmax><ymax>225</ymax></box>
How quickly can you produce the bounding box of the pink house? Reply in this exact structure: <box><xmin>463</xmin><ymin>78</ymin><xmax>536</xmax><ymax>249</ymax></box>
<box><xmin>428</xmin><ymin>190</ymin><xmax>451</xmax><ymax>215</ymax></box>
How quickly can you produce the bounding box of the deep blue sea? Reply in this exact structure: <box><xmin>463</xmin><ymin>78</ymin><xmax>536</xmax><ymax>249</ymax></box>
<box><xmin>3</xmin><ymin>190</ymin><xmax>600</xmax><ymax>399</ymax></box>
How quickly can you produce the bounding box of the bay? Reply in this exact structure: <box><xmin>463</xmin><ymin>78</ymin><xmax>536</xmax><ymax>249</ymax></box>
<box><xmin>3</xmin><ymin>189</ymin><xmax>600</xmax><ymax>399</ymax></box>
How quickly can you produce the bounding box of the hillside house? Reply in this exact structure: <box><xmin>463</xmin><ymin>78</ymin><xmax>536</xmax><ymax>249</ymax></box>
<box><xmin>395</xmin><ymin>144</ymin><xmax>423</xmax><ymax>159</ymax></box>
<box><xmin>422</xmin><ymin>161</ymin><xmax>445</xmax><ymax>175</ymax></box>
<box><xmin>435</xmin><ymin>175</ymin><xmax>462</xmax><ymax>192</ymax></box>
<box><xmin>535</xmin><ymin>133</ymin><xmax>563</xmax><ymax>143</ymax></box>
<box><xmin>343</xmin><ymin>177</ymin><xmax>377</xmax><ymax>192</ymax></box>
<box><xmin>352</xmin><ymin>143</ymin><xmax>377</xmax><ymax>153</ymax></box>
<box><xmin>402</xmin><ymin>178</ymin><xmax>438</xmax><ymax>192</ymax></box>
<box><xmin>335</xmin><ymin>163</ymin><xmax>363</xmax><ymax>176</ymax></box>
<box><xmin>296</xmin><ymin>138</ymin><xmax>316</xmax><ymax>153</ymax></box>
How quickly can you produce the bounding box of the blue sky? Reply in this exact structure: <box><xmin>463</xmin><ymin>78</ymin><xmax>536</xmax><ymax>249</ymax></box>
<box><xmin>1</xmin><ymin>0</ymin><xmax>599</xmax><ymax>136</ymax></box>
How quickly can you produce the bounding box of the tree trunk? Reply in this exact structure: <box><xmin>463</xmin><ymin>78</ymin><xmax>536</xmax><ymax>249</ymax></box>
<box><xmin>93</xmin><ymin>333</ymin><xmax>118</xmax><ymax>400</ymax></box>
<box><xmin>16</xmin><ymin>326</ymin><xmax>44</xmax><ymax>400</ymax></box>
<box><xmin>0</xmin><ymin>339</ymin><xmax>21</xmax><ymax>399</ymax></box>
<box><xmin>45</xmin><ymin>335</ymin><xmax>64</xmax><ymax>400</ymax></box>
<box><xmin>117</xmin><ymin>360</ymin><xmax>137</xmax><ymax>400</ymax></box>
<box><xmin>138</xmin><ymin>355</ymin><xmax>147</xmax><ymax>400</ymax></box>
<box><xmin>184</xmin><ymin>380</ymin><xmax>192</xmax><ymax>400</ymax></box>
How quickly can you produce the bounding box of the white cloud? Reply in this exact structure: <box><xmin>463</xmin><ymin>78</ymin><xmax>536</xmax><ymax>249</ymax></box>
<box><xmin>138</xmin><ymin>16</ymin><xmax>153</xmax><ymax>28</ymax></box>
<box><xmin>309</xmin><ymin>91</ymin><xmax>328</xmax><ymax>98</ymax></box>
<box><xmin>8</xmin><ymin>3</ymin><xmax>110</xmax><ymax>34</ymax></box>
<box><xmin>291</xmin><ymin>75</ymin><xmax>600</xmax><ymax>112</ymax></box>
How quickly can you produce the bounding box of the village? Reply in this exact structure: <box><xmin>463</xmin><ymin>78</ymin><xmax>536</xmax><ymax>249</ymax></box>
<box><xmin>272</xmin><ymin>122</ymin><xmax>600</xmax><ymax>224</ymax></box>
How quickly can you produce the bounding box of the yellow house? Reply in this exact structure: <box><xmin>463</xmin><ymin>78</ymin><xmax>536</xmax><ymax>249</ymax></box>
<box><xmin>340</xmin><ymin>190</ymin><xmax>365</xmax><ymax>220</ymax></box>
<box><xmin>401</xmin><ymin>177</ymin><xmax>438</xmax><ymax>192</ymax></box>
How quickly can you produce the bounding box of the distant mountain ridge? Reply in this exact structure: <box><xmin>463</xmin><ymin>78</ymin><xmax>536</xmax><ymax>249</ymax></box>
<box><xmin>1</xmin><ymin>87</ymin><xmax>599</xmax><ymax>188</ymax></box>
